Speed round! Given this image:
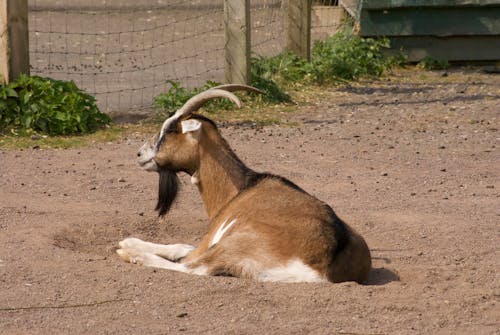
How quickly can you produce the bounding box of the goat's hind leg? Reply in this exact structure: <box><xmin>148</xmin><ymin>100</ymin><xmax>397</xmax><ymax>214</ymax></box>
<box><xmin>117</xmin><ymin>237</ymin><xmax>195</xmax><ymax>261</ymax></box>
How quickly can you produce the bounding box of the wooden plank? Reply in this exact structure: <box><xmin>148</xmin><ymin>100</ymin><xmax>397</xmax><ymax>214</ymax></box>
<box><xmin>389</xmin><ymin>36</ymin><xmax>500</xmax><ymax>61</ymax></box>
<box><xmin>224</xmin><ymin>0</ymin><xmax>250</xmax><ymax>85</ymax></box>
<box><xmin>339</xmin><ymin>0</ymin><xmax>360</xmax><ymax>18</ymax></box>
<box><xmin>362</xmin><ymin>0</ymin><xmax>500</xmax><ymax>9</ymax></box>
<box><xmin>360</xmin><ymin>7</ymin><xmax>500</xmax><ymax>36</ymax></box>
<box><xmin>286</xmin><ymin>0</ymin><xmax>312</xmax><ymax>60</ymax></box>
<box><xmin>0</xmin><ymin>0</ymin><xmax>29</xmax><ymax>84</ymax></box>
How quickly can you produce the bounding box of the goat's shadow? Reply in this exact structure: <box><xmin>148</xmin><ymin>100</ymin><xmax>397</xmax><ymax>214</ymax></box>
<box><xmin>365</xmin><ymin>266</ymin><xmax>400</xmax><ymax>286</ymax></box>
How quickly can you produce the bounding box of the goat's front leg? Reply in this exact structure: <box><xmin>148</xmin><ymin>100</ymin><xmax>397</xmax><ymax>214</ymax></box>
<box><xmin>117</xmin><ymin>249</ymin><xmax>188</xmax><ymax>271</ymax></box>
<box><xmin>116</xmin><ymin>238</ymin><xmax>208</xmax><ymax>275</ymax></box>
<box><xmin>117</xmin><ymin>237</ymin><xmax>195</xmax><ymax>261</ymax></box>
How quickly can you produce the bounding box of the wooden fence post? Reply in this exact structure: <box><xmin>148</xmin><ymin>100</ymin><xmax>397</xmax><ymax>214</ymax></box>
<box><xmin>286</xmin><ymin>0</ymin><xmax>312</xmax><ymax>61</ymax></box>
<box><xmin>0</xmin><ymin>0</ymin><xmax>29</xmax><ymax>84</ymax></box>
<box><xmin>224</xmin><ymin>0</ymin><xmax>250</xmax><ymax>85</ymax></box>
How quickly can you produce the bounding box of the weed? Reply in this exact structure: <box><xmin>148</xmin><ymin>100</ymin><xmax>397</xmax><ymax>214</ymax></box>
<box><xmin>418</xmin><ymin>57</ymin><xmax>449</xmax><ymax>70</ymax></box>
<box><xmin>250</xmin><ymin>32</ymin><xmax>399</xmax><ymax>85</ymax></box>
<box><xmin>250</xmin><ymin>54</ymin><xmax>294</xmax><ymax>103</ymax></box>
<box><xmin>310</xmin><ymin>32</ymin><xmax>394</xmax><ymax>83</ymax></box>
<box><xmin>154</xmin><ymin>30</ymin><xmax>400</xmax><ymax>118</ymax></box>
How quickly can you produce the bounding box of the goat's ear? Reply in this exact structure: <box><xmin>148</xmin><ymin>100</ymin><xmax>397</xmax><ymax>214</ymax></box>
<box><xmin>181</xmin><ymin>119</ymin><xmax>202</xmax><ymax>134</ymax></box>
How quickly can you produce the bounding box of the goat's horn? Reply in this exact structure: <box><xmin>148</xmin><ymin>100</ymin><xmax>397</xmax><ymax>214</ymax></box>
<box><xmin>177</xmin><ymin>89</ymin><xmax>242</xmax><ymax>115</ymax></box>
<box><xmin>210</xmin><ymin>84</ymin><xmax>265</xmax><ymax>95</ymax></box>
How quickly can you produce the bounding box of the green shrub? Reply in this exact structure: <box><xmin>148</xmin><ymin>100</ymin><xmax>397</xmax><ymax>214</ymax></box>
<box><xmin>154</xmin><ymin>80</ymin><xmax>237</xmax><ymax>114</ymax></box>
<box><xmin>250</xmin><ymin>54</ymin><xmax>294</xmax><ymax>103</ymax></box>
<box><xmin>250</xmin><ymin>32</ymin><xmax>397</xmax><ymax>85</ymax></box>
<box><xmin>310</xmin><ymin>32</ymin><xmax>393</xmax><ymax>83</ymax></box>
<box><xmin>0</xmin><ymin>75</ymin><xmax>110</xmax><ymax>135</ymax></box>
<box><xmin>154</xmin><ymin>78</ymin><xmax>290</xmax><ymax>114</ymax></box>
<box><xmin>154</xmin><ymin>30</ymin><xmax>402</xmax><ymax>114</ymax></box>
<box><xmin>251</xmin><ymin>53</ymin><xmax>308</xmax><ymax>84</ymax></box>
<box><xmin>418</xmin><ymin>56</ymin><xmax>449</xmax><ymax>70</ymax></box>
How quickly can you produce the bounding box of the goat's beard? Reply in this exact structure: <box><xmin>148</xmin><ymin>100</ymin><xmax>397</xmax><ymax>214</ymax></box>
<box><xmin>156</xmin><ymin>169</ymin><xmax>179</xmax><ymax>217</ymax></box>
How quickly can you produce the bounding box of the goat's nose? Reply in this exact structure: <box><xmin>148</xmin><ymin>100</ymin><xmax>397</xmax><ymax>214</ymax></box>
<box><xmin>137</xmin><ymin>151</ymin><xmax>141</xmax><ymax>157</ymax></box>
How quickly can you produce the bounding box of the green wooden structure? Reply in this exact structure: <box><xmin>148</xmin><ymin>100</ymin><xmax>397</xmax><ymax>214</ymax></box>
<box><xmin>341</xmin><ymin>0</ymin><xmax>500</xmax><ymax>61</ymax></box>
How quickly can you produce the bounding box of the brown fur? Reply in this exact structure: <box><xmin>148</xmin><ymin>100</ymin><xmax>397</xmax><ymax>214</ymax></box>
<box><xmin>154</xmin><ymin>114</ymin><xmax>371</xmax><ymax>283</ymax></box>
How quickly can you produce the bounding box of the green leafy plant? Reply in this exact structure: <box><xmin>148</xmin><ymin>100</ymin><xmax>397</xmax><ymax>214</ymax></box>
<box><xmin>251</xmin><ymin>53</ymin><xmax>308</xmax><ymax>84</ymax></box>
<box><xmin>154</xmin><ymin>80</ymin><xmax>237</xmax><ymax>114</ymax></box>
<box><xmin>0</xmin><ymin>75</ymin><xmax>110</xmax><ymax>135</ymax></box>
<box><xmin>250</xmin><ymin>54</ymin><xmax>294</xmax><ymax>103</ymax></box>
<box><xmin>154</xmin><ymin>78</ymin><xmax>290</xmax><ymax>114</ymax></box>
<box><xmin>250</xmin><ymin>32</ymin><xmax>398</xmax><ymax>85</ymax></box>
<box><xmin>310</xmin><ymin>32</ymin><xmax>393</xmax><ymax>83</ymax></box>
<box><xmin>418</xmin><ymin>56</ymin><xmax>449</xmax><ymax>70</ymax></box>
<box><xmin>154</xmin><ymin>30</ymin><xmax>402</xmax><ymax>114</ymax></box>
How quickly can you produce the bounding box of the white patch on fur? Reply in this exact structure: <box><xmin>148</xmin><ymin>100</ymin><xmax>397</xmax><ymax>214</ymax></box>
<box><xmin>181</xmin><ymin>119</ymin><xmax>202</xmax><ymax>134</ymax></box>
<box><xmin>258</xmin><ymin>259</ymin><xmax>326</xmax><ymax>283</ymax></box>
<box><xmin>209</xmin><ymin>219</ymin><xmax>237</xmax><ymax>247</ymax></box>
<box><xmin>190</xmin><ymin>265</ymin><xmax>209</xmax><ymax>276</ymax></box>
<box><xmin>190</xmin><ymin>171</ymin><xmax>200</xmax><ymax>185</ymax></box>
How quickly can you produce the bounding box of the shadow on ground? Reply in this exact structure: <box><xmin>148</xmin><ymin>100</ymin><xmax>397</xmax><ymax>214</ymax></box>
<box><xmin>365</xmin><ymin>267</ymin><xmax>400</xmax><ymax>286</ymax></box>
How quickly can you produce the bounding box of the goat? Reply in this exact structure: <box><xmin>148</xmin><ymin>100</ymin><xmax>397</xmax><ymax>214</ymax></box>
<box><xmin>117</xmin><ymin>85</ymin><xmax>371</xmax><ymax>283</ymax></box>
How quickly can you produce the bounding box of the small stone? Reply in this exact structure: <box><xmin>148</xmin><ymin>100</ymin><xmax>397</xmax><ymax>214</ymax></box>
<box><xmin>176</xmin><ymin>312</ymin><xmax>188</xmax><ymax>318</ymax></box>
<box><xmin>118</xmin><ymin>177</ymin><xmax>126</xmax><ymax>182</ymax></box>
<box><xmin>381</xmin><ymin>172</ymin><xmax>388</xmax><ymax>176</ymax></box>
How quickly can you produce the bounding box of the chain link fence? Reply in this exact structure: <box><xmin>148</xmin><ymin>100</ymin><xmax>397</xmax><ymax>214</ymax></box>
<box><xmin>28</xmin><ymin>0</ymin><xmax>341</xmax><ymax>115</ymax></box>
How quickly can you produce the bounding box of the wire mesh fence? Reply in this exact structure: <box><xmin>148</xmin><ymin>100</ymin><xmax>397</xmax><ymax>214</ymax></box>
<box><xmin>312</xmin><ymin>0</ymin><xmax>344</xmax><ymax>42</ymax></box>
<box><xmin>28</xmin><ymin>0</ymin><xmax>340</xmax><ymax>115</ymax></box>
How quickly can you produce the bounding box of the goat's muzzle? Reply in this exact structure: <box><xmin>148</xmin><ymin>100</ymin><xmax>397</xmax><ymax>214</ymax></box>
<box><xmin>137</xmin><ymin>141</ymin><xmax>159</xmax><ymax>172</ymax></box>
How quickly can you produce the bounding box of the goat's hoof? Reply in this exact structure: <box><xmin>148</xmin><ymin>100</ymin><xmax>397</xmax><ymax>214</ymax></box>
<box><xmin>116</xmin><ymin>248</ymin><xmax>132</xmax><ymax>263</ymax></box>
<box><xmin>117</xmin><ymin>247</ymin><xmax>148</xmax><ymax>266</ymax></box>
<box><xmin>116</xmin><ymin>248</ymin><xmax>143</xmax><ymax>264</ymax></box>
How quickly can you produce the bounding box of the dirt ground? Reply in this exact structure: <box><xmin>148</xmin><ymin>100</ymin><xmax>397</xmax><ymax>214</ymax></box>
<box><xmin>0</xmin><ymin>69</ymin><xmax>499</xmax><ymax>334</ymax></box>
